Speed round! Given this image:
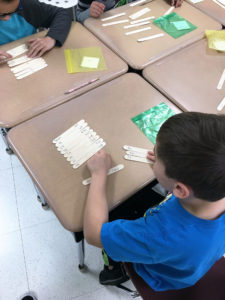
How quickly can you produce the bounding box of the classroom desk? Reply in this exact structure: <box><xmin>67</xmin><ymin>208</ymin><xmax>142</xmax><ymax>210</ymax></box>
<box><xmin>0</xmin><ymin>22</ymin><xmax>128</xmax><ymax>129</ymax></box>
<box><xmin>143</xmin><ymin>39</ymin><xmax>225</xmax><ymax>114</ymax></box>
<box><xmin>84</xmin><ymin>0</ymin><xmax>221</xmax><ymax>70</ymax></box>
<box><xmin>186</xmin><ymin>0</ymin><xmax>225</xmax><ymax>26</ymax></box>
<box><xmin>7</xmin><ymin>73</ymin><xmax>181</xmax><ymax>233</ymax></box>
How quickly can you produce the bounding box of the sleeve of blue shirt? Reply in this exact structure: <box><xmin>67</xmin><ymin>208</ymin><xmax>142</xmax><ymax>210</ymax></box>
<box><xmin>101</xmin><ymin>213</ymin><xmax>168</xmax><ymax>264</ymax></box>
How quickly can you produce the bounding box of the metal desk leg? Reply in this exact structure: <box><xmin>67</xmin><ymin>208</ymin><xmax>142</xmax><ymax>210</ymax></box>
<box><xmin>73</xmin><ymin>232</ymin><xmax>87</xmax><ymax>272</ymax></box>
<box><xmin>0</xmin><ymin>127</ymin><xmax>13</xmax><ymax>154</ymax></box>
<box><xmin>33</xmin><ymin>183</ymin><xmax>49</xmax><ymax>210</ymax></box>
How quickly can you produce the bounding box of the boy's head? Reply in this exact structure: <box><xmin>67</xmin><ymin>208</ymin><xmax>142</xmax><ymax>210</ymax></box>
<box><xmin>153</xmin><ymin>112</ymin><xmax>225</xmax><ymax>202</ymax></box>
<box><xmin>0</xmin><ymin>0</ymin><xmax>19</xmax><ymax>21</ymax></box>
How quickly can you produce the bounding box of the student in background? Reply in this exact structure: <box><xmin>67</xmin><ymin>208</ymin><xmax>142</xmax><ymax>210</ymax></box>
<box><xmin>83</xmin><ymin>112</ymin><xmax>225</xmax><ymax>289</ymax></box>
<box><xmin>76</xmin><ymin>0</ymin><xmax>183</xmax><ymax>24</ymax></box>
<box><xmin>0</xmin><ymin>0</ymin><xmax>72</xmax><ymax>62</ymax></box>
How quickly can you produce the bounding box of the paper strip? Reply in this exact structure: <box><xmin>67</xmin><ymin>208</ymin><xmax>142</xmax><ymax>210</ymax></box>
<box><xmin>102</xmin><ymin>19</ymin><xmax>129</xmax><ymax>26</ymax></box>
<box><xmin>137</xmin><ymin>33</ymin><xmax>164</xmax><ymax>42</ymax></box>
<box><xmin>130</xmin><ymin>0</ymin><xmax>146</xmax><ymax>6</ymax></box>
<box><xmin>126</xmin><ymin>150</ymin><xmax>148</xmax><ymax>158</ymax></box>
<box><xmin>16</xmin><ymin>64</ymin><xmax>47</xmax><ymax>79</ymax></box>
<box><xmin>7</xmin><ymin>44</ymin><xmax>28</xmax><ymax>58</ymax></box>
<box><xmin>217</xmin><ymin>97</ymin><xmax>225</xmax><ymax>111</ymax></box>
<box><xmin>101</xmin><ymin>12</ymin><xmax>126</xmax><ymax>21</ymax></box>
<box><xmin>217</xmin><ymin>69</ymin><xmax>225</xmax><ymax>90</ymax></box>
<box><xmin>82</xmin><ymin>164</ymin><xmax>124</xmax><ymax>185</ymax></box>
<box><xmin>123</xmin><ymin>145</ymin><xmax>150</xmax><ymax>153</ymax></box>
<box><xmin>124</xmin><ymin>154</ymin><xmax>152</xmax><ymax>163</ymax></box>
<box><xmin>129</xmin><ymin>7</ymin><xmax>151</xmax><ymax>20</ymax></box>
<box><xmin>130</xmin><ymin>16</ymin><xmax>155</xmax><ymax>24</ymax></box>
<box><xmin>125</xmin><ymin>26</ymin><xmax>151</xmax><ymax>35</ymax></box>
<box><xmin>164</xmin><ymin>6</ymin><xmax>175</xmax><ymax>16</ymax></box>
<box><xmin>124</xmin><ymin>21</ymin><xmax>150</xmax><ymax>28</ymax></box>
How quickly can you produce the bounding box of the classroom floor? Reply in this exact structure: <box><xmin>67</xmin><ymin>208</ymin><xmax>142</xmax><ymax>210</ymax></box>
<box><xmin>0</xmin><ymin>137</ymin><xmax>139</xmax><ymax>300</ymax></box>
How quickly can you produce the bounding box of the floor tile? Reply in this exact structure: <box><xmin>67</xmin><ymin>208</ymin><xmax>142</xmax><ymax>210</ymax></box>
<box><xmin>0</xmin><ymin>136</ymin><xmax>11</xmax><ymax>170</ymax></box>
<box><xmin>13</xmin><ymin>165</ymin><xmax>56</xmax><ymax>229</ymax></box>
<box><xmin>0</xmin><ymin>168</ymin><xmax>20</xmax><ymax>235</ymax></box>
<box><xmin>0</xmin><ymin>231</ymin><xmax>28</xmax><ymax>300</ymax></box>
<box><xmin>22</xmin><ymin>219</ymin><xmax>104</xmax><ymax>300</ymax></box>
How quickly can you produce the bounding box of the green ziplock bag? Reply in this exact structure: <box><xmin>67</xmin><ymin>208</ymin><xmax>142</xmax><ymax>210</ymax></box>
<box><xmin>131</xmin><ymin>102</ymin><xmax>175</xmax><ymax>145</ymax></box>
<box><xmin>153</xmin><ymin>12</ymin><xmax>197</xmax><ymax>39</ymax></box>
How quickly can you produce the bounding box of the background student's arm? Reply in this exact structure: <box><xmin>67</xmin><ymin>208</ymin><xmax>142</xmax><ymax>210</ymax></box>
<box><xmin>76</xmin><ymin>0</ymin><xmax>105</xmax><ymax>23</ymax></box>
<box><xmin>84</xmin><ymin>150</ymin><xmax>111</xmax><ymax>248</ymax></box>
<box><xmin>170</xmin><ymin>0</ymin><xmax>183</xmax><ymax>7</ymax></box>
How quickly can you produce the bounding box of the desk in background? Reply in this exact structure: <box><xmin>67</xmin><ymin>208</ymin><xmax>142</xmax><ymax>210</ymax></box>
<box><xmin>143</xmin><ymin>39</ymin><xmax>225</xmax><ymax>114</ymax></box>
<box><xmin>186</xmin><ymin>0</ymin><xmax>225</xmax><ymax>26</ymax></box>
<box><xmin>7</xmin><ymin>73</ymin><xmax>181</xmax><ymax>267</ymax></box>
<box><xmin>0</xmin><ymin>23</ymin><xmax>127</xmax><ymax>150</ymax></box>
<box><xmin>84</xmin><ymin>0</ymin><xmax>221</xmax><ymax>70</ymax></box>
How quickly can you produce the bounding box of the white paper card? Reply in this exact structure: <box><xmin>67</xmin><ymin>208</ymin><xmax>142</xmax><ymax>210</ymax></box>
<box><xmin>102</xmin><ymin>19</ymin><xmax>129</xmax><ymax>26</ymax></box>
<box><xmin>190</xmin><ymin>0</ymin><xmax>203</xmax><ymax>3</ymax></box>
<box><xmin>124</xmin><ymin>154</ymin><xmax>152</xmax><ymax>164</ymax></box>
<box><xmin>130</xmin><ymin>16</ymin><xmax>155</xmax><ymax>24</ymax></box>
<box><xmin>124</xmin><ymin>21</ymin><xmax>150</xmax><ymax>29</ymax></box>
<box><xmin>81</xmin><ymin>56</ymin><xmax>100</xmax><ymax>69</ymax></box>
<box><xmin>130</xmin><ymin>0</ymin><xmax>146</xmax><ymax>6</ymax></box>
<box><xmin>38</xmin><ymin>0</ymin><xmax>78</xmax><ymax>8</ymax></box>
<box><xmin>164</xmin><ymin>6</ymin><xmax>175</xmax><ymax>16</ymax></box>
<box><xmin>137</xmin><ymin>33</ymin><xmax>164</xmax><ymax>42</ymax></box>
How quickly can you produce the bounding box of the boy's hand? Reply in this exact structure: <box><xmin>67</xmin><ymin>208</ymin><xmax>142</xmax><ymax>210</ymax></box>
<box><xmin>27</xmin><ymin>36</ymin><xmax>56</xmax><ymax>58</ymax></box>
<box><xmin>147</xmin><ymin>150</ymin><xmax>155</xmax><ymax>162</ymax></box>
<box><xmin>171</xmin><ymin>0</ymin><xmax>183</xmax><ymax>7</ymax></box>
<box><xmin>90</xmin><ymin>1</ymin><xmax>105</xmax><ymax>18</ymax></box>
<box><xmin>87</xmin><ymin>150</ymin><xmax>111</xmax><ymax>176</ymax></box>
<box><xmin>0</xmin><ymin>51</ymin><xmax>12</xmax><ymax>64</ymax></box>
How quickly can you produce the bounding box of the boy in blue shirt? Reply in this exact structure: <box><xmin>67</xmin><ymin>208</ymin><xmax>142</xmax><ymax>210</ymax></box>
<box><xmin>83</xmin><ymin>112</ymin><xmax>225</xmax><ymax>290</ymax></box>
<box><xmin>0</xmin><ymin>0</ymin><xmax>72</xmax><ymax>62</ymax></box>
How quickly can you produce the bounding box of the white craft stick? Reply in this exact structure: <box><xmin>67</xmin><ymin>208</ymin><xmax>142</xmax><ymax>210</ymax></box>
<box><xmin>53</xmin><ymin>120</ymin><xmax>86</xmax><ymax>144</ymax></box>
<box><xmin>101</xmin><ymin>12</ymin><xmax>126</xmax><ymax>21</ymax></box>
<box><xmin>102</xmin><ymin>19</ymin><xmax>129</xmax><ymax>26</ymax></box>
<box><xmin>82</xmin><ymin>164</ymin><xmax>124</xmax><ymax>185</ymax></box>
<box><xmin>125</xmin><ymin>26</ymin><xmax>151</xmax><ymax>35</ymax></box>
<box><xmin>11</xmin><ymin>58</ymin><xmax>46</xmax><ymax>73</ymax></box>
<box><xmin>130</xmin><ymin>0</ymin><xmax>146</xmax><ymax>6</ymax></box>
<box><xmin>130</xmin><ymin>16</ymin><xmax>155</xmax><ymax>24</ymax></box>
<box><xmin>16</xmin><ymin>64</ymin><xmax>47</xmax><ymax>79</ymax></box>
<box><xmin>217</xmin><ymin>69</ymin><xmax>225</xmax><ymax>90</ymax></box>
<box><xmin>129</xmin><ymin>7</ymin><xmax>151</xmax><ymax>20</ymax></box>
<box><xmin>55</xmin><ymin>122</ymin><xmax>88</xmax><ymax>147</ymax></box>
<box><xmin>14</xmin><ymin>62</ymin><xmax>47</xmax><ymax>76</ymax></box>
<box><xmin>164</xmin><ymin>6</ymin><xmax>175</xmax><ymax>16</ymax></box>
<box><xmin>124</xmin><ymin>154</ymin><xmax>152</xmax><ymax>163</ymax></box>
<box><xmin>7</xmin><ymin>44</ymin><xmax>28</xmax><ymax>58</ymax></box>
<box><xmin>126</xmin><ymin>150</ymin><xmax>148</xmax><ymax>158</ymax></box>
<box><xmin>73</xmin><ymin>141</ymin><xmax>106</xmax><ymax>168</ymax></box>
<box><xmin>123</xmin><ymin>145</ymin><xmax>150</xmax><ymax>153</ymax></box>
<box><xmin>137</xmin><ymin>33</ymin><xmax>164</xmax><ymax>42</ymax></box>
<box><xmin>124</xmin><ymin>21</ymin><xmax>150</xmax><ymax>28</ymax></box>
<box><xmin>217</xmin><ymin>97</ymin><xmax>225</xmax><ymax>111</ymax></box>
<box><xmin>213</xmin><ymin>0</ymin><xmax>225</xmax><ymax>9</ymax></box>
<box><xmin>7</xmin><ymin>55</ymin><xmax>32</xmax><ymax>67</ymax></box>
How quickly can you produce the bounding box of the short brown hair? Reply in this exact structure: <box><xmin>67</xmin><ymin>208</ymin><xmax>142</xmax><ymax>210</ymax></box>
<box><xmin>157</xmin><ymin>112</ymin><xmax>225</xmax><ymax>201</ymax></box>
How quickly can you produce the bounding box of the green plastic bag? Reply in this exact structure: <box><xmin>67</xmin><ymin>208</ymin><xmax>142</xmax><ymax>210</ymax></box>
<box><xmin>131</xmin><ymin>102</ymin><xmax>175</xmax><ymax>145</ymax></box>
<box><xmin>153</xmin><ymin>13</ymin><xmax>197</xmax><ymax>39</ymax></box>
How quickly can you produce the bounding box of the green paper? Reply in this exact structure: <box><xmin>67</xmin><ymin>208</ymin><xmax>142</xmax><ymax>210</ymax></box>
<box><xmin>153</xmin><ymin>13</ymin><xmax>197</xmax><ymax>39</ymax></box>
<box><xmin>64</xmin><ymin>47</ymin><xmax>107</xmax><ymax>73</ymax></box>
<box><xmin>131</xmin><ymin>102</ymin><xmax>175</xmax><ymax>145</ymax></box>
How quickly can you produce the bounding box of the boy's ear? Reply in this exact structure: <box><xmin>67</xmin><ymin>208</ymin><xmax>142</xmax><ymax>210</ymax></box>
<box><xmin>173</xmin><ymin>182</ymin><xmax>191</xmax><ymax>199</ymax></box>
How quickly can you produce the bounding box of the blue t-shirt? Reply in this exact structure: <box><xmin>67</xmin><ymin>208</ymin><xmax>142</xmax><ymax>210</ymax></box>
<box><xmin>0</xmin><ymin>14</ymin><xmax>36</xmax><ymax>46</ymax></box>
<box><xmin>101</xmin><ymin>194</ymin><xmax>225</xmax><ymax>291</ymax></box>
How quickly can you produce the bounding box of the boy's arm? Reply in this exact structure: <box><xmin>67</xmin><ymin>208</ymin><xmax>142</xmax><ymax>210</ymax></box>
<box><xmin>84</xmin><ymin>150</ymin><xmax>111</xmax><ymax>248</ymax></box>
<box><xmin>77</xmin><ymin>0</ymin><xmax>105</xmax><ymax>23</ymax></box>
